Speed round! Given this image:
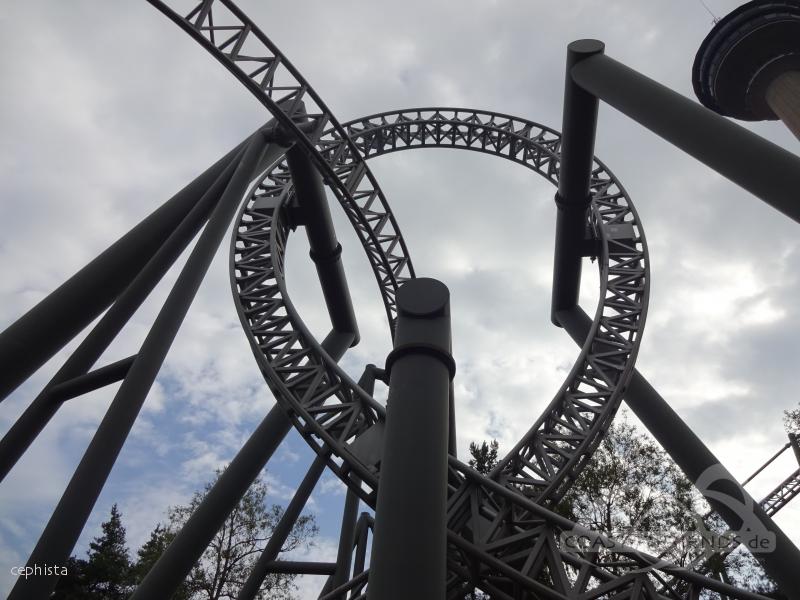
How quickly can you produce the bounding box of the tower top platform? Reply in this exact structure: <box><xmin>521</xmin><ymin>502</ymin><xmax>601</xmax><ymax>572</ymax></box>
<box><xmin>692</xmin><ymin>0</ymin><xmax>800</xmax><ymax>121</ymax></box>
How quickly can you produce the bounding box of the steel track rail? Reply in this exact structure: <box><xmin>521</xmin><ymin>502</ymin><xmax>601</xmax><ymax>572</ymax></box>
<box><xmin>149</xmin><ymin>0</ymin><xmax>415</xmax><ymax>330</ymax></box>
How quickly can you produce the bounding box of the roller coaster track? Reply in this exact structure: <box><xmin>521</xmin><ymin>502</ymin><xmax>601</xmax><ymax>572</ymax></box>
<box><xmin>147</xmin><ymin>0</ymin><xmax>415</xmax><ymax>330</ymax></box>
<box><xmin>148</xmin><ymin>1</ymin><xmax>774</xmax><ymax>598</ymax></box>
<box><xmin>230</xmin><ymin>153</ymin><xmax>766</xmax><ymax>599</ymax></box>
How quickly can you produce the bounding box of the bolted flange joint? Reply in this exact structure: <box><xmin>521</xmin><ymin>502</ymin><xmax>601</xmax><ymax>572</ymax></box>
<box><xmin>384</xmin><ymin>278</ymin><xmax>456</xmax><ymax>381</ymax></box>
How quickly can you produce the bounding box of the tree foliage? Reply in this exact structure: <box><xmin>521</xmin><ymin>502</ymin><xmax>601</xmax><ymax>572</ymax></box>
<box><xmin>556</xmin><ymin>419</ymin><xmax>701</xmax><ymax>554</ymax></box>
<box><xmin>166</xmin><ymin>471</ymin><xmax>317</xmax><ymax>600</ymax></box>
<box><xmin>53</xmin><ymin>470</ymin><xmax>317</xmax><ymax>600</ymax></box>
<box><xmin>467</xmin><ymin>414</ymin><xmax>782</xmax><ymax>596</ymax></box>
<box><xmin>783</xmin><ymin>402</ymin><xmax>800</xmax><ymax>435</ymax></box>
<box><xmin>52</xmin><ymin>504</ymin><xmax>132</xmax><ymax>599</ymax></box>
<box><xmin>467</xmin><ymin>439</ymin><xmax>499</xmax><ymax>475</ymax></box>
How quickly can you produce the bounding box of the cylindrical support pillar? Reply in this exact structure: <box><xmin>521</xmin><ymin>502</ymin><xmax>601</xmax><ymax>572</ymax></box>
<box><xmin>131</xmin><ymin>404</ymin><xmax>293</xmax><ymax>600</ymax></box>
<box><xmin>556</xmin><ymin>306</ymin><xmax>800</xmax><ymax>598</ymax></box>
<box><xmin>8</xmin><ymin>133</ymin><xmax>272</xmax><ymax>600</ymax></box>
<box><xmin>550</xmin><ymin>39</ymin><xmax>604</xmax><ymax>325</ymax></box>
<box><xmin>569</xmin><ymin>51</ymin><xmax>800</xmax><ymax>224</ymax></box>
<box><xmin>367</xmin><ymin>277</ymin><xmax>454</xmax><ymax>600</ymax></box>
<box><xmin>765</xmin><ymin>70</ymin><xmax>800</xmax><ymax>141</ymax></box>
<box><xmin>236</xmin><ymin>452</ymin><xmax>329</xmax><ymax>600</ymax></box>
<box><xmin>449</xmin><ymin>380</ymin><xmax>457</xmax><ymax>457</ymax></box>
<box><xmin>330</xmin><ymin>484</ymin><xmax>361</xmax><ymax>595</ymax></box>
<box><xmin>352</xmin><ymin>513</ymin><xmax>371</xmax><ymax>579</ymax></box>
<box><xmin>286</xmin><ymin>145</ymin><xmax>359</xmax><ymax>346</ymax></box>
<box><xmin>47</xmin><ymin>355</ymin><xmax>136</xmax><ymax>402</ymax></box>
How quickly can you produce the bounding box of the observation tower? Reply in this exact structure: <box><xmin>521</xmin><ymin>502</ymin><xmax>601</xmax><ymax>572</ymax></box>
<box><xmin>692</xmin><ymin>0</ymin><xmax>800</xmax><ymax>139</ymax></box>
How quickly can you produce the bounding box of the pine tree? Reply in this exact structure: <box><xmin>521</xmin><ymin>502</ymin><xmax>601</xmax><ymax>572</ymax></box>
<box><xmin>51</xmin><ymin>556</ymin><xmax>92</xmax><ymax>600</ymax></box>
<box><xmin>133</xmin><ymin>524</ymin><xmax>192</xmax><ymax>599</ymax></box>
<box><xmin>467</xmin><ymin>439</ymin><xmax>499</xmax><ymax>475</ymax></box>
<box><xmin>83</xmin><ymin>503</ymin><xmax>133</xmax><ymax>599</ymax></box>
<box><xmin>783</xmin><ymin>402</ymin><xmax>800</xmax><ymax>434</ymax></box>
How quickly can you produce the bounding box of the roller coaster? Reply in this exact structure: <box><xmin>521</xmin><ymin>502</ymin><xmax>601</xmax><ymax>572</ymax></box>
<box><xmin>2</xmin><ymin>1</ymin><xmax>800</xmax><ymax>599</ymax></box>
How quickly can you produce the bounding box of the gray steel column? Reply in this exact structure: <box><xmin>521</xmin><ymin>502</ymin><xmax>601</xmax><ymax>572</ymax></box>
<box><xmin>0</xmin><ymin>129</ymin><xmax>277</xmax><ymax>403</ymax></box>
<box><xmin>367</xmin><ymin>278</ymin><xmax>454</xmax><ymax>600</ymax></box>
<box><xmin>550</xmin><ymin>40</ymin><xmax>603</xmax><ymax>325</ymax></box>
<box><xmin>556</xmin><ymin>306</ymin><xmax>800</xmax><ymax>597</ymax></box>
<box><xmin>131</xmin><ymin>403</ymin><xmax>292</xmax><ymax>600</ymax></box>
<box><xmin>236</xmin><ymin>452</ymin><xmax>329</xmax><ymax>600</ymax></box>
<box><xmin>569</xmin><ymin>50</ymin><xmax>800</xmax><ymax>224</ymax></box>
<box><xmin>0</xmin><ymin>148</ymin><xmax>244</xmax><ymax>483</ymax></box>
<box><xmin>449</xmin><ymin>380</ymin><xmax>457</xmax><ymax>457</ymax></box>
<box><xmin>8</xmin><ymin>132</ymin><xmax>272</xmax><ymax>600</ymax></box>
<box><xmin>286</xmin><ymin>144</ymin><xmax>359</xmax><ymax>346</ymax></box>
<box><xmin>765</xmin><ymin>71</ymin><xmax>800</xmax><ymax>141</ymax></box>
<box><xmin>330</xmin><ymin>483</ymin><xmax>360</xmax><ymax>595</ymax></box>
<box><xmin>351</xmin><ymin>513</ymin><xmax>371</xmax><ymax>579</ymax></box>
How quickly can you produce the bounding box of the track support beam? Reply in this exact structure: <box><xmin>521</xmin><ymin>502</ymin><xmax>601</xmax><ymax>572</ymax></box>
<box><xmin>286</xmin><ymin>144</ymin><xmax>359</xmax><ymax>347</ymax></box>
<box><xmin>550</xmin><ymin>40</ymin><xmax>603</xmax><ymax>325</ymax></box>
<box><xmin>47</xmin><ymin>355</ymin><xmax>137</xmax><ymax>402</ymax></box>
<box><xmin>0</xmin><ymin>128</ymin><xmax>281</xmax><ymax>403</ymax></box>
<box><xmin>569</xmin><ymin>50</ymin><xmax>800</xmax><ymax>224</ymax></box>
<box><xmin>135</xmin><ymin>331</ymin><xmax>349</xmax><ymax>600</ymax></box>
<box><xmin>236</xmin><ymin>453</ymin><xmax>329</xmax><ymax>600</ymax></box>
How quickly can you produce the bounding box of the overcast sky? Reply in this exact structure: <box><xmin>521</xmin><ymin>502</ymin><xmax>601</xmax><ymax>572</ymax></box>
<box><xmin>1</xmin><ymin>1</ymin><xmax>799</xmax><ymax>597</ymax></box>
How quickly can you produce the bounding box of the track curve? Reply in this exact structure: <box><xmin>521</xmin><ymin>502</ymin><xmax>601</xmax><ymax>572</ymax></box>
<box><xmin>234</xmin><ymin>108</ymin><xmax>649</xmax><ymax>507</ymax></box>
<box><xmin>148</xmin><ymin>0</ymin><xmax>414</xmax><ymax>330</ymax></box>
<box><xmin>230</xmin><ymin>110</ymin><xmax>770</xmax><ymax>599</ymax></box>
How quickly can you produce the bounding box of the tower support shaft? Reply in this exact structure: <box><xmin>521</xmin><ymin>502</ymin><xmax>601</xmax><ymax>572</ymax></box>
<box><xmin>766</xmin><ymin>70</ymin><xmax>800</xmax><ymax>141</ymax></box>
<box><xmin>367</xmin><ymin>278</ymin><xmax>453</xmax><ymax>600</ymax></box>
<box><xmin>286</xmin><ymin>144</ymin><xmax>359</xmax><ymax>347</ymax></box>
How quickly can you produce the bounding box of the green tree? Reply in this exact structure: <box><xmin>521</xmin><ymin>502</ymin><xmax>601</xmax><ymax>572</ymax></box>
<box><xmin>132</xmin><ymin>524</ymin><xmax>191</xmax><ymax>599</ymax></box>
<box><xmin>783</xmin><ymin>402</ymin><xmax>800</xmax><ymax>434</ymax></box>
<box><xmin>556</xmin><ymin>419</ymin><xmax>701</xmax><ymax>555</ymax></box>
<box><xmin>469</xmin><ymin>414</ymin><xmax>782</xmax><ymax>596</ymax></box>
<box><xmin>136</xmin><ymin>470</ymin><xmax>317</xmax><ymax>600</ymax></box>
<box><xmin>468</xmin><ymin>439</ymin><xmax>499</xmax><ymax>475</ymax></box>
<box><xmin>53</xmin><ymin>504</ymin><xmax>133</xmax><ymax>599</ymax></box>
<box><xmin>51</xmin><ymin>556</ymin><xmax>92</xmax><ymax>600</ymax></box>
<box><xmin>83</xmin><ymin>503</ymin><xmax>133</xmax><ymax>599</ymax></box>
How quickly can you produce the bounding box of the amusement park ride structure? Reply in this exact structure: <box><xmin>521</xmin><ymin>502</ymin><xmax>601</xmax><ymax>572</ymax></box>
<box><xmin>1</xmin><ymin>1</ymin><xmax>800</xmax><ymax>599</ymax></box>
